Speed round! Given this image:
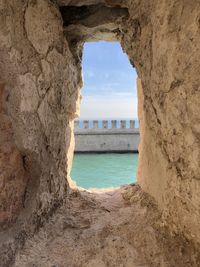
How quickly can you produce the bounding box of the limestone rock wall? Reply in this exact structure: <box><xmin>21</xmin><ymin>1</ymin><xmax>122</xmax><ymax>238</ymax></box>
<box><xmin>0</xmin><ymin>0</ymin><xmax>200</xmax><ymax>262</ymax></box>
<box><xmin>122</xmin><ymin>0</ymin><xmax>200</xmax><ymax>244</ymax></box>
<box><xmin>0</xmin><ymin>84</ymin><xmax>26</xmax><ymax>229</ymax></box>
<box><xmin>0</xmin><ymin>0</ymin><xmax>81</xmax><ymax>230</ymax></box>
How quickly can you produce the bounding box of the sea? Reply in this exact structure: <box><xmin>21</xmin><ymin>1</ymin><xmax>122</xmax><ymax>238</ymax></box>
<box><xmin>71</xmin><ymin>118</ymin><xmax>139</xmax><ymax>189</ymax></box>
<box><xmin>71</xmin><ymin>153</ymin><xmax>138</xmax><ymax>189</ymax></box>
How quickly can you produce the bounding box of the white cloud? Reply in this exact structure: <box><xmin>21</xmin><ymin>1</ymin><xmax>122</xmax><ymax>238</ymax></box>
<box><xmin>79</xmin><ymin>94</ymin><xmax>138</xmax><ymax>119</ymax></box>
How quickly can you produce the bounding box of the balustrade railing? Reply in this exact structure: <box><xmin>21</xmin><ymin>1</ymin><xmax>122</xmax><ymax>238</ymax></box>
<box><xmin>74</xmin><ymin>120</ymin><xmax>138</xmax><ymax>130</ymax></box>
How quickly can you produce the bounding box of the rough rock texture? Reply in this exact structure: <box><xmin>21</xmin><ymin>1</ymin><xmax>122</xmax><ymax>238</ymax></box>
<box><xmin>13</xmin><ymin>186</ymin><xmax>200</xmax><ymax>267</ymax></box>
<box><xmin>61</xmin><ymin>0</ymin><xmax>200</xmax><ymax>246</ymax></box>
<box><xmin>57</xmin><ymin>0</ymin><xmax>125</xmax><ymax>7</ymax></box>
<box><xmin>121</xmin><ymin>0</ymin><xmax>200</xmax><ymax>245</ymax></box>
<box><xmin>0</xmin><ymin>0</ymin><xmax>200</xmax><ymax>265</ymax></box>
<box><xmin>61</xmin><ymin>4</ymin><xmax>128</xmax><ymax>42</ymax></box>
<box><xmin>0</xmin><ymin>0</ymin><xmax>81</xmax><ymax>261</ymax></box>
<box><xmin>0</xmin><ymin>84</ymin><xmax>26</xmax><ymax>228</ymax></box>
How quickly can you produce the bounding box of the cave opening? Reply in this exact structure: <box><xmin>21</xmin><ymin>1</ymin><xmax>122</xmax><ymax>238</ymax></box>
<box><xmin>70</xmin><ymin>41</ymin><xmax>139</xmax><ymax>190</ymax></box>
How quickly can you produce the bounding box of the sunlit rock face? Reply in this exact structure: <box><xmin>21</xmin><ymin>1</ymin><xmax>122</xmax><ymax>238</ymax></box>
<box><xmin>0</xmin><ymin>0</ymin><xmax>200</xmax><ymax>264</ymax></box>
<box><xmin>0</xmin><ymin>0</ymin><xmax>82</xmax><ymax>234</ymax></box>
<box><xmin>60</xmin><ymin>0</ymin><xmax>200</xmax><ymax>244</ymax></box>
<box><xmin>121</xmin><ymin>0</ymin><xmax>200</xmax><ymax>244</ymax></box>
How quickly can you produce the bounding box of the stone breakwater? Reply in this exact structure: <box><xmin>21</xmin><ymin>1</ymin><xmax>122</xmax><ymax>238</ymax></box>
<box><xmin>74</xmin><ymin>120</ymin><xmax>140</xmax><ymax>152</ymax></box>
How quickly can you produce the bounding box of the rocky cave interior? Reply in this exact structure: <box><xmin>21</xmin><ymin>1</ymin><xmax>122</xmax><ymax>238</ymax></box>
<box><xmin>0</xmin><ymin>0</ymin><xmax>200</xmax><ymax>266</ymax></box>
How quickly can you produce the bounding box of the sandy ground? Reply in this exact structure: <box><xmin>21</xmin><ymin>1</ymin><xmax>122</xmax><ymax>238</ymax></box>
<box><xmin>13</xmin><ymin>185</ymin><xmax>200</xmax><ymax>267</ymax></box>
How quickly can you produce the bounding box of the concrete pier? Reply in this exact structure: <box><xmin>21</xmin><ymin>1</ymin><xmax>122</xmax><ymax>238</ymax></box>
<box><xmin>74</xmin><ymin>119</ymin><xmax>140</xmax><ymax>152</ymax></box>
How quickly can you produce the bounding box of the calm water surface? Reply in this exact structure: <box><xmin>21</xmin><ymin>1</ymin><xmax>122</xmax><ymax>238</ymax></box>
<box><xmin>71</xmin><ymin>153</ymin><xmax>138</xmax><ymax>189</ymax></box>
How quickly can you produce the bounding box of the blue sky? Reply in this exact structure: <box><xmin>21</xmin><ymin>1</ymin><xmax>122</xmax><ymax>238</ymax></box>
<box><xmin>80</xmin><ymin>41</ymin><xmax>138</xmax><ymax>119</ymax></box>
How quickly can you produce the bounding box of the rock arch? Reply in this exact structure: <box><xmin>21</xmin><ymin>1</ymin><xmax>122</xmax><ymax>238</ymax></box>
<box><xmin>0</xmin><ymin>0</ymin><xmax>200</xmax><ymax>264</ymax></box>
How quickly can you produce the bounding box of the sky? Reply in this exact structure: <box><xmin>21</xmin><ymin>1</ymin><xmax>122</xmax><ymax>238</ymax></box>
<box><xmin>80</xmin><ymin>41</ymin><xmax>138</xmax><ymax>119</ymax></box>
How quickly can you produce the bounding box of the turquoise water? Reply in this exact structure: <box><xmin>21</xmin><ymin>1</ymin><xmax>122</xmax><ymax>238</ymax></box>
<box><xmin>71</xmin><ymin>153</ymin><xmax>138</xmax><ymax>189</ymax></box>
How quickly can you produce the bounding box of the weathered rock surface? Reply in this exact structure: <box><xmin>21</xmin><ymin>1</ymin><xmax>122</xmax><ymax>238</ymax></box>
<box><xmin>121</xmin><ymin>0</ymin><xmax>200</xmax><ymax>245</ymax></box>
<box><xmin>13</xmin><ymin>186</ymin><xmax>200</xmax><ymax>267</ymax></box>
<box><xmin>0</xmin><ymin>0</ymin><xmax>200</xmax><ymax>265</ymax></box>
<box><xmin>0</xmin><ymin>0</ymin><xmax>81</xmax><ymax>261</ymax></box>
<box><xmin>0</xmin><ymin>84</ymin><xmax>26</xmax><ymax>228</ymax></box>
<box><xmin>60</xmin><ymin>4</ymin><xmax>128</xmax><ymax>42</ymax></box>
<box><xmin>57</xmin><ymin>0</ymin><xmax>125</xmax><ymax>7</ymax></box>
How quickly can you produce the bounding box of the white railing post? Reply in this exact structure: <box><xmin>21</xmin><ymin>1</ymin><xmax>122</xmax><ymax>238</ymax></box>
<box><xmin>102</xmin><ymin>120</ymin><xmax>108</xmax><ymax>129</ymax></box>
